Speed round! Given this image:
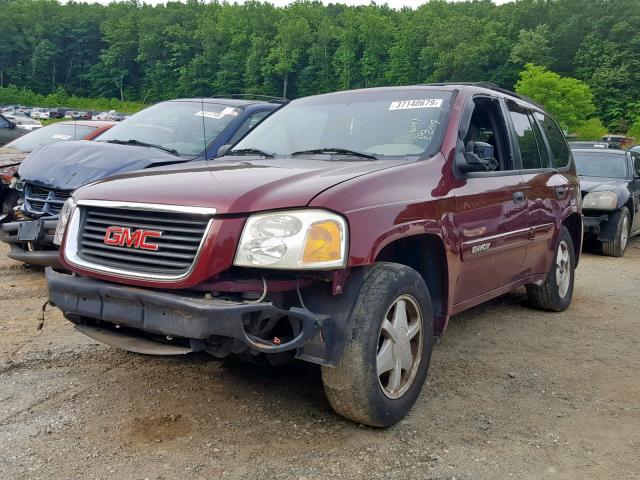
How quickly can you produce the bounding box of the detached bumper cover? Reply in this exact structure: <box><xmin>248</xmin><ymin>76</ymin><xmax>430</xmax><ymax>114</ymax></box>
<box><xmin>46</xmin><ymin>268</ymin><xmax>328</xmax><ymax>357</ymax></box>
<box><xmin>0</xmin><ymin>217</ymin><xmax>61</xmax><ymax>267</ymax></box>
<box><xmin>583</xmin><ymin>210</ymin><xmax>620</xmax><ymax>241</ymax></box>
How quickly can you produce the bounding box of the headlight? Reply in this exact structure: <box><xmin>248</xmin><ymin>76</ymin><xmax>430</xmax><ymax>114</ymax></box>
<box><xmin>53</xmin><ymin>197</ymin><xmax>77</xmax><ymax>246</ymax></box>
<box><xmin>582</xmin><ymin>191</ymin><xmax>617</xmax><ymax>210</ymax></box>
<box><xmin>234</xmin><ymin>209</ymin><xmax>348</xmax><ymax>269</ymax></box>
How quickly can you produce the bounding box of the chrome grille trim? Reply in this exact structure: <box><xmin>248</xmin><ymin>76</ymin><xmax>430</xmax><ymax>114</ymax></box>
<box><xmin>64</xmin><ymin>200</ymin><xmax>216</xmax><ymax>282</ymax></box>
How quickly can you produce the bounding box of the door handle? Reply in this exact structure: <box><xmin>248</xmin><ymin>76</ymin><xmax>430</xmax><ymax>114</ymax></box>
<box><xmin>555</xmin><ymin>186</ymin><xmax>567</xmax><ymax>199</ymax></box>
<box><xmin>513</xmin><ymin>191</ymin><xmax>526</xmax><ymax>204</ymax></box>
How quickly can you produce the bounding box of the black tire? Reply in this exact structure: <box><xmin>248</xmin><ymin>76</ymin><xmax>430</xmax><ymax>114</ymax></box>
<box><xmin>526</xmin><ymin>226</ymin><xmax>575</xmax><ymax>312</ymax></box>
<box><xmin>1</xmin><ymin>189</ymin><xmax>20</xmax><ymax>215</ymax></box>
<box><xmin>321</xmin><ymin>262</ymin><xmax>434</xmax><ymax>427</ymax></box>
<box><xmin>602</xmin><ymin>207</ymin><xmax>630</xmax><ymax>257</ymax></box>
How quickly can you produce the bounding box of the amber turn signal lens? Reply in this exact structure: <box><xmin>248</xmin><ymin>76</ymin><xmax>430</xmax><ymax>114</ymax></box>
<box><xmin>302</xmin><ymin>220</ymin><xmax>342</xmax><ymax>264</ymax></box>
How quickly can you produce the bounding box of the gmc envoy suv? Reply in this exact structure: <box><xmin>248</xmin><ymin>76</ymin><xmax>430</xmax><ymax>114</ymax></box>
<box><xmin>46</xmin><ymin>84</ymin><xmax>582</xmax><ymax>426</ymax></box>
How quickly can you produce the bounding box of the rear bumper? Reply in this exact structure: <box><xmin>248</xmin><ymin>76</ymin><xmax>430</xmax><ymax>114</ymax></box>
<box><xmin>46</xmin><ymin>268</ymin><xmax>329</xmax><ymax>359</ymax></box>
<box><xmin>0</xmin><ymin>217</ymin><xmax>61</xmax><ymax>267</ymax></box>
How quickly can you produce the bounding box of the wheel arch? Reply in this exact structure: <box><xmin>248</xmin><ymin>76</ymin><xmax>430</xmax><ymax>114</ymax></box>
<box><xmin>374</xmin><ymin>233</ymin><xmax>448</xmax><ymax>335</ymax></box>
<box><xmin>562</xmin><ymin>212</ymin><xmax>583</xmax><ymax>267</ymax></box>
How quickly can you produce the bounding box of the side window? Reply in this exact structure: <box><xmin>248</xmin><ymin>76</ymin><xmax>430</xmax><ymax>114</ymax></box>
<box><xmin>228</xmin><ymin>110</ymin><xmax>270</xmax><ymax>145</ymax></box>
<box><xmin>464</xmin><ymin>97</ymin><xmax>513</xmax><ymax>170</ymax></box>
<box><xmin>632</xmin><ymin>153</ymin><xmax>640</xmax><ymax>178</ymax></box>
<box><xmin>535</xmin><ymin>112</ymin><xmax>570</xmax><ymax>168</ymax></box>
<box><xmin>507</xmin><ymin>102</ymin><xmax>546</xmax><ymax>169</ymax></box>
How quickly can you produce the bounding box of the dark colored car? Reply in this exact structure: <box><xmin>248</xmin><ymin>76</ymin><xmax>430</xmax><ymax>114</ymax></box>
<box><xmin>573</xmin><ymin>148</ymin><xmax>640</xmax><ymax>256</ymax></box>
<box><xmin>0</xmin><ymin>121</ymin><xmax>115</xmax><ymax>213</ymax></box>
<box><xmin>47</xmin><ymin>84</ymin><xmax>582</xmax><ymax>426</ymax></box>
<box><xmin>0</xmin><ymin>98</ymin><xmax>282</xmax><ymax>267</ymax></box>
<box><xmin>0</xmin><ymin>113</ymin><xmax>27</xmax><ymax>146</ymax></box>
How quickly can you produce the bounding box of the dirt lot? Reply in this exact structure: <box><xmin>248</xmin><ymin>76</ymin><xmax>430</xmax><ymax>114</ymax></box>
<box><xmin>0</xmin><ymin>241</ymin><xmax>638</xmax><ymax>480</ymax></box>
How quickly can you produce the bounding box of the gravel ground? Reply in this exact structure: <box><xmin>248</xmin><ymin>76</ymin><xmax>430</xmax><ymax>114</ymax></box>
<box><xmin>0</xmin><ymin>240</ymin><xmax>638</xmax><ymax>480</ymax></box>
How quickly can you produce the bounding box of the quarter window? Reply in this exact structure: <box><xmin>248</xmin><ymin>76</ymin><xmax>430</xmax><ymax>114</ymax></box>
<box><xmin>535</xmin><ymin>113</ymin><xmax>570</xmax><ymax>168</ymax></box>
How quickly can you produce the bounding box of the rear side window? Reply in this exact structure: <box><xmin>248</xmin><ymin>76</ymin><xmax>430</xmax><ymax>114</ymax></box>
<box><xmin>507</xmin><ymin>102</ymin><xmax>546</xmax><ymax>169</ymax></box>
<box><xmin>633</xmin><ymin>153</ymin><xmax>640</xmax><ymax>178</ymax></box>
<box><xmin>535</xmin><ymin>112</ymin><xmax>571</xmax><ymax>168</ymax></box>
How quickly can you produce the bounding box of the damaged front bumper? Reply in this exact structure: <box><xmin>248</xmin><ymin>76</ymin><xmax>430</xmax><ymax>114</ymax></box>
<box><xmin>583</xmin><ymin>210</ymin><xmax>620</xmax><ymax>242</ymax></box>
<box><xmin>0</xmin><ymin>215</ymin><xmax>61</xmax><ymax>267</ymax></box>
<box><xmin>46</xmin><ymin>268</ymin><xmax>363</xmax><ymax>366</ymax></box>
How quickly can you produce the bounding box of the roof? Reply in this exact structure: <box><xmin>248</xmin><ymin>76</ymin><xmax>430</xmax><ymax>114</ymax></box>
<box><xmin>168</xmin><ymin>96</ymin><xmax>287</xmax><ymax>106</ymax></box>
<box><xmin>58</xmin><ymin>120</ymin><xmax>117</xmax><ymax>128</ymax></box>
<box><xmin>296</xmin><ymin>83</ymin><xmax>543</xmax><ymax>110</ymax></box>
<box><xmin>571</xmin><ymin>148</ymin><xmax>628</xmax><ymax>155</ymax></box>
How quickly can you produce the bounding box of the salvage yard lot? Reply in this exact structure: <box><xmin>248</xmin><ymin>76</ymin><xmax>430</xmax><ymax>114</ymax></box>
<box><xmin>0</xmin><ymin>241</ymin><xmax>638</xmax><ymax>480</ymax></box>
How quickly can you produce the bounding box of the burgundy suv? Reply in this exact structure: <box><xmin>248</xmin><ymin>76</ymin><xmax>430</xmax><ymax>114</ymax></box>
<box><xmin>46</xmin><ymin>84</ymin><xmax>582</xmax><ymax>426</ymax></box>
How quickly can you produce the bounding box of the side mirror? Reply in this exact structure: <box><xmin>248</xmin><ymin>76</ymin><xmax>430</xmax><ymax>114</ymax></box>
<box><xmin>457</xmin><ymin>141</ymin><xmax>499</xmax><ymax>173</ymax></box>
<box><xmin>216</xmin><ymin>144</ymin><xmax>232</xmax><ymax>157</ymax></box>
<box><xmin>8</xmin><ymin>120</ymin><xmax>16</xmax><ymax>129</ymax></box>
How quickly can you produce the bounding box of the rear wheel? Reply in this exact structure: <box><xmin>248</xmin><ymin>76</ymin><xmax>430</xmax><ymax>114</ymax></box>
<box><xmin>602</xmin><ymin>207</ymin><xmax>630</xmax><ymax>257</ymax></box>
<box><xmin>526</xmin><ymin>226</ymin><xmax>575</xmax><ymax>312</ymax></box>
<box><xmin>321</xmin><ymin>262</ymin><xmax>433</xmax><ymax>427</ymax></box>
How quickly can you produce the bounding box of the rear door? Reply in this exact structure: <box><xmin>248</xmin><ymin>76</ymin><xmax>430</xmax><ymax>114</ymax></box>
<box><xmin>629</xmin><ymin>152</ymin><xmax>640</xmax><ymax>233</ymax></box>
<box><xmin>452</xmin><ymin>96</ymin><xmax>529</xmax><ymax>304</ymax></box>
<box><xmin>520</xmin><ymin>110</ymin><xmax>575</xmax><ymax>275</ymax></box>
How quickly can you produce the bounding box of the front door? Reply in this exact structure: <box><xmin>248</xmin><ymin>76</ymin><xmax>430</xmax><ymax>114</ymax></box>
<box><xmin>452</xmin><ymin>96</ymin><xmax>529</xmax><ymax>305</ymax></box>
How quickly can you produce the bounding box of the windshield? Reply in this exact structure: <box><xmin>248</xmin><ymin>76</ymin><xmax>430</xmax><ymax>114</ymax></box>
<box><xmin>6</xmin><ymin>123</ymin><xmax>96</xmax><ymax>152</ymax></box>
<box><xmin>98</xmin><ymin>101</ymin><xmax>241</xmax><ymax>156</ymax></box>
<box><xmin>232</xmin><ymin>89</ymin><xmax>453</xmax><ymax>158</ymax></box>
<box><xmin>573</xmin><ymin>151</ymin><xmax>628</xmax><ymax>179</ymax></box>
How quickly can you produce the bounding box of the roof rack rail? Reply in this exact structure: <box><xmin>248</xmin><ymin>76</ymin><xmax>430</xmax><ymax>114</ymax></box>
<box><xmin>209</xmin><ymin>94</ymin><xmax>289</xmax><ymax>104</ymax></box>
<box><xmin>421</xmin><ymin>82</ymin><xmax>543</xmax><ymax>109</ymax></box>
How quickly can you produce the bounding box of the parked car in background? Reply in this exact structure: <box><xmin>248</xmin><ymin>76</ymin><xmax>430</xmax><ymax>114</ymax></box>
<box><xmin>602</xmin><ymin>135</ymin><xmax>633</xmax><ymax>149</ymax></box>
<box><xmin>3</xmin><ymin>111</ymin><xmax>42</xmax><ymax>131</ymax></box>
<box><xmin>30</xmin><ymin>108</ymin><xmax>51</xmax><ymax>120</ymax></box>
<box><xmin>94</xmin><ymin>110</ymin><xmax>125</xmax><ymax>121</ymax></box>
<box><xmin>572</xmin><ymin>147</ymin><xmax>640</xmax><ymax>256</ymax></box>
<box><xmin>0</xmin><ymin>97</ymin><xmax>282</xmax><ymax>266</ymax></box>
<box><xmin>0</xmin><ymin>121</ymin><xmax>115</xmax><ymax>214</ymax></box>
<box><xmin>628</xmin><ymin>144</ymin><xmax>640</xmax><ymax>154</ymax></box>
<box><xmin>65</xmin><ymin>111</ymin><xmax>93</xmax><ymax>121</ymax></box>
<box><xmin>0</xmin><ymin>113</ymin><xmax>27</xmax><ymax>146</ymax></box>
<box><xmin>46</xmin><ymin>84</ymin><xmax>582</xmax><ymax>426</ymax></box>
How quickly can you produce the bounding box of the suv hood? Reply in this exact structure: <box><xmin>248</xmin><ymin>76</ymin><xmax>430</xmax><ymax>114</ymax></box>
<box><xmin>18</xmin><ymin>140</ymin><xmax>189</xmax><ymax>191</ymax></box>
<box><xmin>74</xmin><ymin>157</ymin><xmax>398</xmax><ymax>214</ymax></box>
<box><xmin>579</xmin><ymin>176</ymin><xmax>627</xmax><ymax>193</ymax></box>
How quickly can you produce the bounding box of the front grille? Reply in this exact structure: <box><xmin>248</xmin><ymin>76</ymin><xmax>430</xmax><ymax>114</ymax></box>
<box><xmin>23</xmin><ymin>183</ymin><xmax>71</xmax><ymax>217</ymax></box>
<box><xmin>76</xmin><ymin>206</ymin><xmax>212</xmax><ymax>276</ymax></box>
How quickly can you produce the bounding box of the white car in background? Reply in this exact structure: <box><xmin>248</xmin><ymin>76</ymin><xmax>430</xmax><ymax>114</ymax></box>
<box><xmin>3</xmin><ymin>112</ymin><xmax>42</xmax><ymax>131</ymax></box>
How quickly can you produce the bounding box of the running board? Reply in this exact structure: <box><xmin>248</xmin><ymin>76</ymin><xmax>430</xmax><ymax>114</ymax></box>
<box><xmin>75</xmin><ymin>325</ymin><xmax>193</xmax><ymax>355</ymax></box>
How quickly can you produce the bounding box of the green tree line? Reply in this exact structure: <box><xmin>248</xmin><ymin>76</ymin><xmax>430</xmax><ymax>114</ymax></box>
<box><xmin>1</xmin><ymin>0</ymin><xmax>639</xmax><ymax>133</ymax></box>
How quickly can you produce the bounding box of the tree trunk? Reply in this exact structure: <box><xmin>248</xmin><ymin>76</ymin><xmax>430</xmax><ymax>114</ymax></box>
<box><xmin>119</xmin><ymin>74</ymin><xmax>124</xmax><ymax>101</ymax></box>
<box><xmin>282</xmin><ymin>74</ymin><xmax>288</xmax><ymax>99</ymax></box>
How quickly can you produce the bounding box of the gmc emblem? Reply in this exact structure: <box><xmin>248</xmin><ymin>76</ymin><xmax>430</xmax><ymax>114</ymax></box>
<box><xmin>103</xmin><ymin>226</ymin><xmax>162</xmax><ymax>251</ymax></box>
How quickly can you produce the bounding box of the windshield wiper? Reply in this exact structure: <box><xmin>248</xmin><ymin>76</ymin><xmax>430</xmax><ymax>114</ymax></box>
<box><xmin>290</xmin><ymin>148</ymin><xmax>377</xmax><ymax>160</ymax></box>
<box><xmin>226</xmin><ymin>148</ymin><xmax>274</xmax><ymax>158</ymax></box>
<box><xmin>103</xmin><ymin>139</ymin><xmax>180</xmax><ymax>156</ymax></box>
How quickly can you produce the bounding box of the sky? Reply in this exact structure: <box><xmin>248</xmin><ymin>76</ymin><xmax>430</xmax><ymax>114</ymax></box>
<box><xmin>64</xmin><ymin>0</ymin><xmax>513</xmax><ymax>8</ymax></box>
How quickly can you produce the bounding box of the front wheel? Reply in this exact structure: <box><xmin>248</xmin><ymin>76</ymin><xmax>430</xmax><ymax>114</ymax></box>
<box><xmin>526</xmin><ymin>226</ymin><xmax>575</xmax><ymax>312</ymax></box>
<box><xmin>602</xmin><ymin>207</ymin><xmax>630</xmax><ymax>257</ymax></box>
<box><xmin>321</xmin><ymin>262</ymin><xmax>434</xmax><ymax>427</ymax></box>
